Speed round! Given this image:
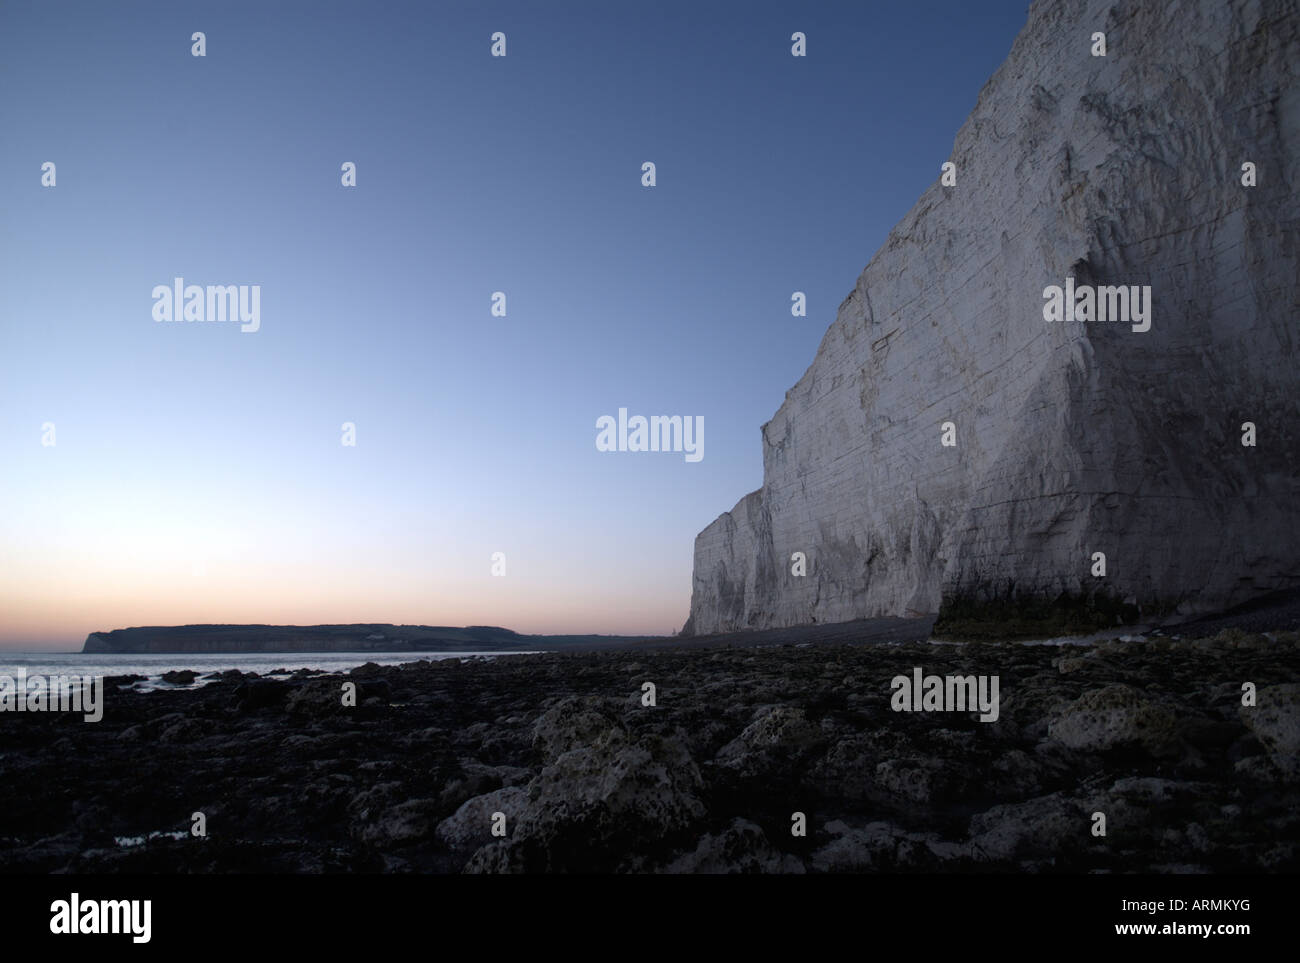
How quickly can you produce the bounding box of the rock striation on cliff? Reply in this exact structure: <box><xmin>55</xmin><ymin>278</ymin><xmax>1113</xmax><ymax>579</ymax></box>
<box><xmin>684</xmin><ymin>0</ymin><xmax>1300</xmax><ymax>636</ymax></box>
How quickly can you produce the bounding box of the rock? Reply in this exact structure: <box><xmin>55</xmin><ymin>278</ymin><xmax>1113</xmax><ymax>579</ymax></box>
<box><xmin>715</xmin><ymin>705</ymin><xmax>825</xmax><ymax>776</ymax></box>
<box><xmin>1046</xmin><ymin>684</ymin><xmax>1179</xmax><ymax>755</ymax></box>
<box><xmin>807</xmin><ymin>734</ymin><xmax>886</xmax><ymax>802</ymax></box>
<box><xmin>664</xmin><ymin>819</ymin><xmax>805</xmax><ymax>874</ymax></box>
<box><xmin>464</xmin><ymin>729</ymin><xmax>705</xmax><ymax>872</ymax></box>
<box><xmin>103</xmin><ymin>674</ymin><xmax>147</xmax><ymax>691</ymax></box>
<box><xmin>461</xmin><ymin>761</ymin><xmax>533</xmax><ymax>789</ymax></box>
<box><xmin>157</xmin><ymin>717</ymin><xmax>206</xmax><ymax>744</ymax></box>
<box><xmin>728</xmin><ymin>705</ymin><xmax>822</xmax><ymax>751</ymax></box>
<box><xmin>682</xmin><ymin>0</ymin><xmax>1300</xmax><ymax>636</ymax></box>
<box><xmin>435</xmin><ymin>786</ymin><xmax>530</xmax><ymax>850</ymax></box>
<box><xmin>1240</xmin><ymin>683</ymin><xmax>1300</xmax><ymax>777</ymax></box>
<box><xmin>872</xmin><ymin>758</ymin><xmax>945</xmax><ymax>806</ymax></box>
<box><xmin>160</xmin><ymin>670</ymin><xmax>198</xmax><ymax>685</ymax></box>
<box><xmin>526</xmin><ymin>729</ymin><xmax>704</xmax><ymax>834</ymax></box>
<box><xmin>360</xmin><ymin>799</ymin><xmax>442</xmax><ymax>846</ymax></box>
<box><xmin>285</xmin><ymin>680</ymin><xmax>342</xmax><ymax>716</ymax></box>
<box><xmin>1105</xmin><ymin>776</ymin><xmax>1184</xmax><ymax>803</ymax></box>
<box><xmin>286</xmin><ymin>678</ymin><xmax>388</xmax><ymax>715</ymax></box>
<box><xmin>812</xmin><ymin>820</ymin><xmax>965</xmax><ymax>872</ymax></box>
<box><xmin>968</xmin><ymin>793</ymin><xmax>1085</xmax><ymax>864</ymax></box>
<box><xmin>530</xmin><ymin>696</ymin><xmax>623</xmax><ymax>763</ymax></box>
<box><xmin>230</xmin><ymin>679</ymin><xmax>289</xmax><ymax>712</ymax></box>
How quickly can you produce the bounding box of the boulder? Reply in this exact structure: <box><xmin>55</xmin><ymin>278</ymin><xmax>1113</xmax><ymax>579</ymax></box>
<box><xmin>1240</xmin><ymin>683</ymin><xmax>1300</xmax><ymax>777</ymax></box>
<box><xmin>1046</xmin><ymin>684</ymin><xmax>1179</xmax><ymax>755</ymax></box>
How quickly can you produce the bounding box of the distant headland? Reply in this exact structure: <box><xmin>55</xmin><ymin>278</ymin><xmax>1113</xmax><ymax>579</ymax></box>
<box><xmin>81</xmin><ymin>624</ymin><xmax>656</xmax><ymax>654</ymax></box>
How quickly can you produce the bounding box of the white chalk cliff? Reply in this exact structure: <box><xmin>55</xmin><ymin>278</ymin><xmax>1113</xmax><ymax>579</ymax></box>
<box><xmin>683</xmin><ymin>0</ymin><xmax>1300</xmax><ymax>635</ymax></box>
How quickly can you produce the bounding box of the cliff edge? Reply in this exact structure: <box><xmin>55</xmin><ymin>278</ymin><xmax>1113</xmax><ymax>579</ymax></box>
<box><xmin>684</xmin><ymin>0</ymin><xmax>1300</xmax><ymax>636</ymax></box>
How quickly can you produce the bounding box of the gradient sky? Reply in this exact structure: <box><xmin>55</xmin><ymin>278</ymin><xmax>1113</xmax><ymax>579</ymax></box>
<box><xmin>0</xmin><ymin>0</ymin><xmax>1030</xmax><ymax>649</ymax></box>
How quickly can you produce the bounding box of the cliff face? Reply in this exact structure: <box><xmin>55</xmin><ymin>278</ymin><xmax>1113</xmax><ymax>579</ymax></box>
<box><xmin>684</xmin><ymin>0</ymin><xmax>1300</xmax><ymax>636</ymax></box>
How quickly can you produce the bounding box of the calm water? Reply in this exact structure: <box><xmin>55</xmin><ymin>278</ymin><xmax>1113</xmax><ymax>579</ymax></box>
<box><xmin>0</xmin><ymin>651</ymin><xmax>539</xmax><ymax>691</ymax></box>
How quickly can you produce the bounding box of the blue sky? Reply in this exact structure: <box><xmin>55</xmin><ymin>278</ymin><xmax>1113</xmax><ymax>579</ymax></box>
<box><xmin>0</xmin><ymin>0</ymin><xmax>1029</xmax><ymax>647</ymax></box>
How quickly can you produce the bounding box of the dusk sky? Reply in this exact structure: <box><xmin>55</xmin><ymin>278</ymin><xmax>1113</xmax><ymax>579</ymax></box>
<box><xmin>0</xmin><ymin>0</ymin><xmax>1030</xmax><ymax>648</ymax></box>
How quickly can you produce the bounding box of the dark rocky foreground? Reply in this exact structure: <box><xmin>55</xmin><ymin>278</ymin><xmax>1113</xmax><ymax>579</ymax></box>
<box><xmin>1</xmin><ymin>627</ymin><xmax>1298</xmax><ymax>874</ymax></box>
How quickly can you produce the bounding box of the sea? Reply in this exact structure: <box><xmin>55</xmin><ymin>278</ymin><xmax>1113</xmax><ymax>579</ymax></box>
<box><xmin>0</xmin><ymin>651</ymin><xmax>540</xmax><ymax>692</ymax></box>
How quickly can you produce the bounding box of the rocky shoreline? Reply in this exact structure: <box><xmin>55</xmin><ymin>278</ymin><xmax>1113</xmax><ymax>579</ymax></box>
<box><xmin>1</xmin><ymin>624</ymin><xmax>1297</xmax><ymax>873</ymax></box>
